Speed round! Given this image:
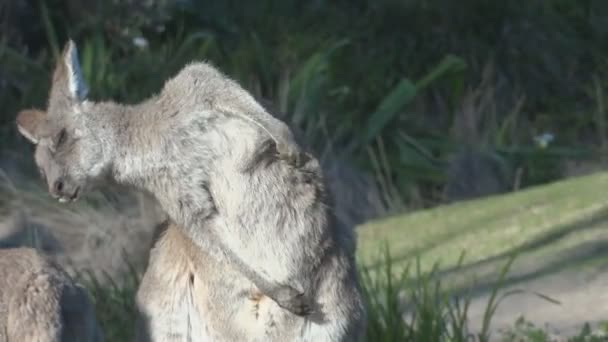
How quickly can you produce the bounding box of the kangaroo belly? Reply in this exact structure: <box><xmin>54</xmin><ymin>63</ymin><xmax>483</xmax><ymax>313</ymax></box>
<box><xmin>136</xmin><ymin>223</ymin><xmax>213</xmax><ymax>342</ymax></box>
<box><xmin>138</xmin><ymin>222</ymin><xmax>303</xmax><ymax>342</ymax></box>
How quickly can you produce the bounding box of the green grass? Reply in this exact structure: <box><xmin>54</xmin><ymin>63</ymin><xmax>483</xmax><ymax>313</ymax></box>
<box><xmin>357</xmin><ymin>171</ymin><xmax>608</xmax><ymax>279</ymax></box>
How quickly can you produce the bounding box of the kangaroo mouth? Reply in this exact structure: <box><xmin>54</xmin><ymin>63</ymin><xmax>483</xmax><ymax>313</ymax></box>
<box><xmin>57</xmin><ymin>187</ymin><xmax>80</xmax><ymax>203</ymax></box>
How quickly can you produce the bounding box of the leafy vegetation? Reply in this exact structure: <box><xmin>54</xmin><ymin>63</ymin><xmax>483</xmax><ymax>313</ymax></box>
<box><xmin>3</xmin><ymin>0</ymin><xmax>608</xmax><ymax>208</ymax></box>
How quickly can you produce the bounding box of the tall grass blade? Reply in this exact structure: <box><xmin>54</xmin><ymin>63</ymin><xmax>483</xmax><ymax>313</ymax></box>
<box><xmin>39</xmin><ymin>0</ymin><xmax>60</xmax><ymax>60</ymax></box>
<box><xmin>415</xmin><ymin>55</ymin><xmax>467</xmax><ymax>91</ymax></box>
<box><xmin>363</xmin><ymin>78</ymin><xmax>417</xmax><ymax>145</ymax></box>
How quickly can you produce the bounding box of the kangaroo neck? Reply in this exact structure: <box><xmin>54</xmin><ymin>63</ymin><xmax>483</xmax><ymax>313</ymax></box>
<box><xmin>102</xmin><ymin>98</ymin><xmax>169</xmax><ymax>189</ymax></box>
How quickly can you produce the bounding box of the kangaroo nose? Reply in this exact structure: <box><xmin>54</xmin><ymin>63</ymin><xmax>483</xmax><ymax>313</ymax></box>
<box><xmin>53</xmin><ymin>178</ymin><xmax>64</xmax><ymax>193</ymax></box>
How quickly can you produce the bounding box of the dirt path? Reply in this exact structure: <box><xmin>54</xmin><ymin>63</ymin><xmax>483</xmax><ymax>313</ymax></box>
<box><xmin>466</xmin><ymin>264</ymin><xmax>608</xmax><ymax>340</ymax></box>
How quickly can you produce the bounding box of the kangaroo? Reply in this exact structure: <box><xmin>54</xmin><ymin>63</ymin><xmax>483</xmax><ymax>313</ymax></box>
<box><xmin>16</xmin><ymin>40</ymin><xmax>366</xmax><ymax>341</ymax></box>
<box><xmin>0</xmin><ymin>247</ymin><xmax>103</xmax><ymax>342</ymax></box>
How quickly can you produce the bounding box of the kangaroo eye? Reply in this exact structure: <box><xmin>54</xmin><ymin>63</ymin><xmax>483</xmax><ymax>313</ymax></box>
<box><xmin>55</xmin><ymin>128</ymin><xmax>68</xmax><ymax>147</ymax></box>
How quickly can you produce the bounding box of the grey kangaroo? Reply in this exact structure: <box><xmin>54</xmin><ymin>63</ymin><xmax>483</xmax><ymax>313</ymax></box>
<box><xmin>16</xmin><ymin>40</ymin><xmax>366</xmax><ymax>341</ymax></box>
<box><xmin>0</xmin><ymin>247</ymin><xmax>103</xmax><ymax>342</ymax></box>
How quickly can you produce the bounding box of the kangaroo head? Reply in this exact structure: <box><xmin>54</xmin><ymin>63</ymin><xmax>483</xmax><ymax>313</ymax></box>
<box><xmin>16</xmin><ymin>40</ymin><xmax>106</xmax><ymax>203</ymax></box>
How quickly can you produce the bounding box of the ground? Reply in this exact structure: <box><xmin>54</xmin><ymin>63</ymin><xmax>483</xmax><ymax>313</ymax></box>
<box><xmin>467</xmin><ymin>268</ymin><xmax>608</xmax><ymax>338</ymax></box>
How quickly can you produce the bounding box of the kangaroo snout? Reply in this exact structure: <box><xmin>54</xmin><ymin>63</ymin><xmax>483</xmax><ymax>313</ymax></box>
<box><xmin>49</xmin><ymin>176</ymin><xmax>80</xmax><ymax>203</ymax></box>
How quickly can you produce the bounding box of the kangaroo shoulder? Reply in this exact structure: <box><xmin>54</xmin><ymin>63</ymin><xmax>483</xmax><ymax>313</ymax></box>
<box><xmin>165</xmin><ymin>61</ymin><xmax>227</xmax><ymax>90</ymax></box>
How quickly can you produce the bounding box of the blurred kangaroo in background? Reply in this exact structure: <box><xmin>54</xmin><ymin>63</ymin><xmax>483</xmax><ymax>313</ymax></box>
<box><xmin>16</xmin><ymin>40</ymin><xmax>366</xmax><ymax>341</ymax></box>
<box><xmin>0</xmin><ymin>247</ymin><xmax>103</xmax><ymax>342</ymax></box>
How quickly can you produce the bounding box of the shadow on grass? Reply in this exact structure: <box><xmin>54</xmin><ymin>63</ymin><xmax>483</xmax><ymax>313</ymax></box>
<box><xmin>361</xmin><ymin>203</ymin><xmax>540</xmax><ymax>270</ymax></box>
<box><xmin>438</xmin><ymin>207</ymin><xmax>608</xmax><ymax>275</ymax></box>
<box><xmin>366</xmin><ymin>206</ymin><xmax>608</xmax><ymax>280</ymax></box>
<box><xmin>448</xmin><ymin>238</ymin><xmax>608</xmax><ymax>302</ymax></box>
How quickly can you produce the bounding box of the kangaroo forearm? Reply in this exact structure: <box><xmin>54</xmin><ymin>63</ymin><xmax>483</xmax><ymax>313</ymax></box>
<box><xmin>180</xmin><ymin>221</ymin><xmax>312</xmax><ymax>316</ymax></box>
<box><xmin>213</xmin><ymin>238</ymin><xmax>313</xmax><ymax>316</ymax></box>
<box><xmin>184</xmin><ymin>223</ymin><xmax>286</xmax><ymax>292</ymax></box>
<box><xmin>211</xmin><ymin>231</ymin><xmax>285</xmax><ymax>292</ymax></box>
<box><xmin>169</xmin><ymin>189</ymin><xmax>297</xmax><ymax>294</ymax></box>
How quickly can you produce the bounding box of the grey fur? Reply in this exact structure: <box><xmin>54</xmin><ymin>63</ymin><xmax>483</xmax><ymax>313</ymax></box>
<box><xmin>16</xmin><ymin>40</ymin><xmax>366</xmax><ymax>341</ymax></box>
<box><xmin>0</xmin><ymin>247</ymin><xmax>103</xmax><ymax>342</ymax></box>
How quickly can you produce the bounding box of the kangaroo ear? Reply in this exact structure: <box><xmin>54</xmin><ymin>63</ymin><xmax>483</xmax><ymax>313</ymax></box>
<box><xmin>54</xmin><ymin>39</ymin><xmax>89</xmax><ymax>101</ymax></box>
<box><xmin>16</xmin><ymin>109</ymin><xmax>46</xmax><ymax>144</ymax></box>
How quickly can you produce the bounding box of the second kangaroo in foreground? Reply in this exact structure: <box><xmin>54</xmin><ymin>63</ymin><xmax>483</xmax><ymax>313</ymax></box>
<box><xmin>0</xmin><ymin>247</ymin><xmax>103</xmax><ymax>342</ymax></box>
<box><xmin>17</xmin><ymin>40</ymin><xmax>366</xmax><ymax>341</ymax></box>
